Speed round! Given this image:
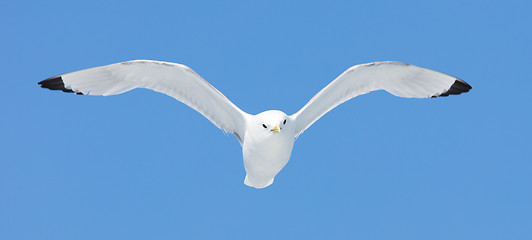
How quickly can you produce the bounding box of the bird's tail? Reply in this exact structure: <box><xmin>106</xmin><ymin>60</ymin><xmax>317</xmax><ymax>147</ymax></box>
<box><xmin>244</xmin><ymin>175</ymin><xmax>274</xmax><ymax>189</ymax></box>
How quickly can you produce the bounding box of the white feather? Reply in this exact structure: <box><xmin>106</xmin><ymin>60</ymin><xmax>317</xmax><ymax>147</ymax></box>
<box><xmin>60</xmin><ymin>60</ymin><xmax>248</xmax><ymax>137</ymax></box>
<box><xmin>291</xmin><ymin>61</ymin><xmax>463</xmax><ymax>137</ymax></box>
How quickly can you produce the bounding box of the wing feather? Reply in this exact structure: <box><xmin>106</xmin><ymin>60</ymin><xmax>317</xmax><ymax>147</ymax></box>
<box><xmin>291</xmin><ymin>61</ymin><xmax>471</xmax><ymax>137</ymax></box>
<box><xmin>39</xmin><ymin>60</ymin><xmax>248</xmax><ymax>137</ymax></box>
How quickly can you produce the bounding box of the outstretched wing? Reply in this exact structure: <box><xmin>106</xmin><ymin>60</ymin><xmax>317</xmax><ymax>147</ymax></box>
<box><xmin>39</xmin><ymin>60</ymin><xmax>248</xmax><ymax>139</ymax></box>
<box><xmin>291</xmin><ymin>61</ymin><xmax>471</xmax><ymax>137</ymax></box>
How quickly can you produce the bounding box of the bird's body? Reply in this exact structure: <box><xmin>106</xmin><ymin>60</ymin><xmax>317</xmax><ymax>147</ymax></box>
<box><xmin>39</xmin><ymin>60</ymin><xmax>471</xmax><ymax>188</ymax></box>
<box><xmin>242</xmin><ymin>110</ymin><xmax>295</xmax><ymax>188</ymax></box>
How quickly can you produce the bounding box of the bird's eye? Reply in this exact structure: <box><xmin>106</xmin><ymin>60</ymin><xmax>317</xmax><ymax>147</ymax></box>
<box><xmin>283</xmin><ymin>119</ymin><xmax>286</xmax><ymax>125</ymax></box>
<box><xmin>262</xmin><ymin>124</ymin><xmax>268</xmax><ymax>129</ymax></box>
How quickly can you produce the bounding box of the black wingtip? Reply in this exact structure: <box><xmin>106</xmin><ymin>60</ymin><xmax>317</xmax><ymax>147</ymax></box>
<box><xmin>432</xmin><ymin>79</ymin><xmax>472</xmax><ymax>98</ymax></box>
<box><xmin>38</xmin><ymin>76</ymin><xmax>83</xmax><ymax>95</ymax></box>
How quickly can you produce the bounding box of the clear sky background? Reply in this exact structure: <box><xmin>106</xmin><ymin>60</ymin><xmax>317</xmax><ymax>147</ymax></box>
<box><xmin>2</xmin><ymin>0</ymin><xmax>531</xmax><ymax>239</ymax></box>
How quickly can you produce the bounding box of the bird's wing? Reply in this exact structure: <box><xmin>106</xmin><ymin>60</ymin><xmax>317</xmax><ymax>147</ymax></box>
<box><xmin>291</xmin><ymin>61</ymin><xmax>471</xmax><ymax>137</ymax></box>
<box><xmin>39</xmin><ymin>60</ymin><xmax>248</xmax><ymax>139</ymax></box>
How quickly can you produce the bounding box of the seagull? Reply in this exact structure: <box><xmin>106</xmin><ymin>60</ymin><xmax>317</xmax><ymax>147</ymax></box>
<box><xmin>39</xmin><ymin>60</ymin><xmax>471</xmax><ymax>188</ymax></box>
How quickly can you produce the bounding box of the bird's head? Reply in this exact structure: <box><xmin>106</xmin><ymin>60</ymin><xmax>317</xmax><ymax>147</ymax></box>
<box><xmin>254</xmin><ymin>110</ymin><xmax>292</xmax><ymax>136</ymax></box>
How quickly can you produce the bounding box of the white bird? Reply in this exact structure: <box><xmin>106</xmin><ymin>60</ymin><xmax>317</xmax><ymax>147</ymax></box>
<box><xmin>39</xmin><ymin>60</ymin><xmax>471</xmax><ymax>188</ymax></box>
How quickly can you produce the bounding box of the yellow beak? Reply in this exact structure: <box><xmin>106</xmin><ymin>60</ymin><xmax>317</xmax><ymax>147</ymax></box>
<box><xmin>270</xmin><ymin>124</ymin><xmax>281</xmax><ymax>133</ymax></box>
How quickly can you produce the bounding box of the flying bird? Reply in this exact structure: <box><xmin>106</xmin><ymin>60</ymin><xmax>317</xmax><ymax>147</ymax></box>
<box><xmin>39</xmin><ymin>60</ymin><xmax>471</xmax><ymax>188</ymax></box>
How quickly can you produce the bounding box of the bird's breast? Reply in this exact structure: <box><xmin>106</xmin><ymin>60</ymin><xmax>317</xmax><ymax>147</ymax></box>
<box><xmin>242</xmin><ymin>134</ymin><xmax>295</xmax><ymax>182</ymax></box>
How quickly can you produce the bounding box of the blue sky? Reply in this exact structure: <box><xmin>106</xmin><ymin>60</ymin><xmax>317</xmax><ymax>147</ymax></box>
<box><xmin>2</xmin><ymin>0</ymin><xmax>531</xmax><ymax>239</ymax></box>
